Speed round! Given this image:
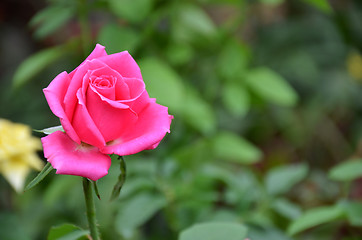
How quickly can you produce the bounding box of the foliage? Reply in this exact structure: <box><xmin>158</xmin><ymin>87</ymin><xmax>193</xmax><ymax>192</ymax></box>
<box><xmin>1</xmin><ymin>0</ymin><xmax>362</xmax><ymax>239</ymax></box>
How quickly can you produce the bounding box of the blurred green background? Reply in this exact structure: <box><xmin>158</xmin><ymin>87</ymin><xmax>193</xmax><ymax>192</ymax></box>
<box><xmin>1</xmin><ymin>0</ymin><xmax>362</xmax><ymax>239</ymax></box>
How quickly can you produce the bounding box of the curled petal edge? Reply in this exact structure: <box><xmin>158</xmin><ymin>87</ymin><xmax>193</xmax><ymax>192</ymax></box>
<box><xmin>101</xmin><ymin>103</ymin><xmax>173</xmax><ymax>156</ymax></box>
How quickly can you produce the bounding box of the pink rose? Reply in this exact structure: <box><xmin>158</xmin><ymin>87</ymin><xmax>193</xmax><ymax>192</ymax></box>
<box><xmin>41</xmin><ymin>44</ymin><xmax>172</xmax><ymax>181</ymax></box>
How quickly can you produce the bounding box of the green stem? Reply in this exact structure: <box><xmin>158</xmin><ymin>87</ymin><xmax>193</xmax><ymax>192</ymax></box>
<box><xmin>83</xmin><ymin>177</ymin><xmax>101</xmax><ymax>240</ymax></box>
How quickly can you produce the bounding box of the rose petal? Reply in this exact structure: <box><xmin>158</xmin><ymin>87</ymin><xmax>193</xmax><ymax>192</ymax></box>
<box><xmin>121</xmin><ymin>88</ymin><xmax>150</xmax><ymax>114</ymax></box>
<box><xmin>90</xmin><ymin>75</ymin><xmax>116</xmax><ymax>100</ymax></box>
<box><xmin>122</xmin><ymin>78</ymin><xmax>145</xmax><ymax>101</ymax></box>
<box><xmin>68</xmin><ymin>44</ymin><xmax>108</xmax><ymax>79</ymax></box>
<box><xmin>63</xmin><ymin>59</ymin><xmax>108</xmax><ymax>123</ymax></box>
<box><xmin>88</xmin><ymin>77</ymin><xmax>147</xmax><ymax>110</ymax></box>
<box><xmin>100</xmin><ymin>102</ymin><xmax>173</xmax><ymax>156</ymax></box>
<box><xmin>86</xmin><ymin>85</ymin><xmax>138</xmax><ymax>142</ymax></box>
<box><xmin>71</xmin><ymin>89</ymin><xmax>106</xmax><ymax>148</ymax></box>
<box><xmin>96</xmin><ymin>51</ymin><xmax>142</xmax><ymax>79</ymax></box>
<box><xmin>43</xmin><ymin>71</ymin><xmax>81</xmax><ymax>144</ymax></box>
<box><xmin>42</xmin><ymin>131</ymin><xmax>111</xmax><ymax>181</ymax></box>
<box><xmin>90</xmin><ymin>65</ymin><xmax>130</xmax><ymax>100</ymax></box>
<box><xmin>85</xmin><ymin>44</ymin><xmax>108</xmax><ymax>61</ymax></box>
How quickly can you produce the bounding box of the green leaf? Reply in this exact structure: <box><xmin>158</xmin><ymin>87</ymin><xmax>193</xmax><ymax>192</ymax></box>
<box><xmin>110</xmin><ymin>156</ymin><xmax>127</xmax><ymax>201</ymax></box>
<box><xmin>48</xmin><ymin>223</ymin><xmax>89</xmax><ymax>240</ymax></box>
<box><xmin>223</xmin><ymin>169</ymin><xmax>262</xmax><ymax>205</ymax></box>
<box><xmin>265</xmin><ymin>163</ymin><xmax>308</xmax><ymax>195</ymax></box>
<box><xmin>288</xmin><ymin>205</ymin><xmax>345</xmax><ymax>235</ymax></box>
<box><xmin>25</xmin><ymin>162</ymin><xmax>54</xmax><ymax>191</ymax></box>
<box><xmin>302</xmin><ymin>0</ymin><xmax>333</xmax><ymax>14</ymax></box>
<box><xmin>116</xmin><ymin>177</ymin><xmax>155</xmax><ymax>200</ymax></box>
<box><xmin>107</xmin><ymin>0</ymin><xmax>153</xmax><ymax>23</ymax></box>
<box><xmin>173</xmin><ymin>138</ymin><xmax>212</xmax><ymax>167</ymax></box>
<box><xmin>97</xmin><ymin>24</ymin><xmax>140</xmax><ymax>54</ymax></box>
<box><xmin>30</xmin><ymin>6</ymin><xmax>75</xmax><ymax>39</ymax></box>
<box><xmin>259</xmin><ymin>0</ymin><xmax>285</xmax><ymax>6</ymax></box>
<box><xmin>272</xmin><ymin>198</ymin><xmax>302</xmax><ymax>220</ymax></box>
<box><xmin>173</xmin><ymin>4</ymin><xmax>217</xmax><ymax>44</ymax></box>
<box><xmin>34</xmin><ymin>125</ymin><xmax>64</xmax><ymax>135</ymax></box>
<box><xmin>328</xmin><ymin>159</ymin><xmax>362</xmax><ymax>182</ymax></box>
<box><xmin>248</xmin><ymin>227</ymin><xmax>293</xmax><ymax>240</ymax></box>
<box><xmin>246</xmin><ymin>67</ymin><xmax>298</xmax><ymax>106</ymax></box>
<box><xmin>342</xmin><ymin>201</ymin><xmax>362</xmax><ymax>226</ymax></box>
<box><xmin>213</xmin><ymin>131</ymin><xmax>262</xmax><ymax>164</ymax></box>
<box><xmin>179</xmin><ymin>222</ymin><xmax>248</xmax><ymax>240</ymax></box>
<box><xmin>13</xmin><ymin>47</ymin><xmax>64</xmax><ymax>89</ymax></box>
<box><xmin>222</xmin><ymin>83</ymin><xmax>250</xmax><ymax>116</ymax></box>
<box><xmin>138</xmin><ymin>58</ymin><xmax>185</xmax><ymax>113</ymax></box>
<box><xmin>165</xmin><ymin>43</ymin><xmax>194</xmax><ymax>66</ymax></box>
<box><xmin>56</xmin><ymin>231</ymin><xmax>90</xmax><ymax>240</ymax></box>
<box><xmin>92</xmin><ymin>181</ymin><xmax>101</xmax><ymax>200</ymax></box>
<box><xmin>183</xmin><ymin>87</ymin><xmax>217</xmax><ymax>135</ymax></box>
<box><xmin>217</xmin><ymin>39</ymin><xmax>248</xmax><ymax>80</ymax></box>
<box><xmin>115</xmin><ymin>192</ymin><xmax>166</xmax><ymax>238</ymax></box>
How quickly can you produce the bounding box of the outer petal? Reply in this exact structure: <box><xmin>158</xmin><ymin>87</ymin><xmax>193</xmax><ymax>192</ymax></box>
<box><xmin>43</xmin><ymin>71</ymin><xmax>81</xmax><ymax>144</ymax></box>
<box><xmin>100</xmin><ymin>102</ymin><xmax>173</xmax><ymax>156</ymax></box>
<box><xmin>41</xmin><ymin>131</ymin><xmax>111</xmax><ymax>181</ymax></box>
<box><xmin>68</xmin><ymin>44</ymin><xmax>108</xmax><ymax>79</ymax></box>
<box><xmin>96</xmin><ymin>51</ymin><xmax>142</xmax><ymax>79</ymax></box>
<box><xmin>85</xmin><ymin>44</ymin><xmax>108</xmax><ymax>61</ymax></box>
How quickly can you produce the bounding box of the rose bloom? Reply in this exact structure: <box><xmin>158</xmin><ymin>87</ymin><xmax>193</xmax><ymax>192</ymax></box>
<box><xmin>42</xmin><ymin>44</ymin><xmax>172</xmax><ymax>181</ymax></box>
<box><xmin>0</xmin><ymin>119</ymin><xmax>43</xmax><ymax>192</ymax></box>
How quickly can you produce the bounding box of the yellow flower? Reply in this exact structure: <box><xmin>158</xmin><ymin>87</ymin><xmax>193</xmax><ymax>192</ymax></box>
<box><xmin>0</xmin><ymin>119</ymin><xmax>43</xmax><ymax>192</ymax></box>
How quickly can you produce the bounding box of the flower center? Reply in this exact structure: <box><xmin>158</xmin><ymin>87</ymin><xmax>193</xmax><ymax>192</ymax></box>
<box><xmin>76</xmin><ymin>142</ymin><xmax>94</xmax><ymax>152</ymax></box>
<box><xmin>90</xmin><ymin>75</ymin><xmax>116</xmax><ymax>88</ymax></box>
